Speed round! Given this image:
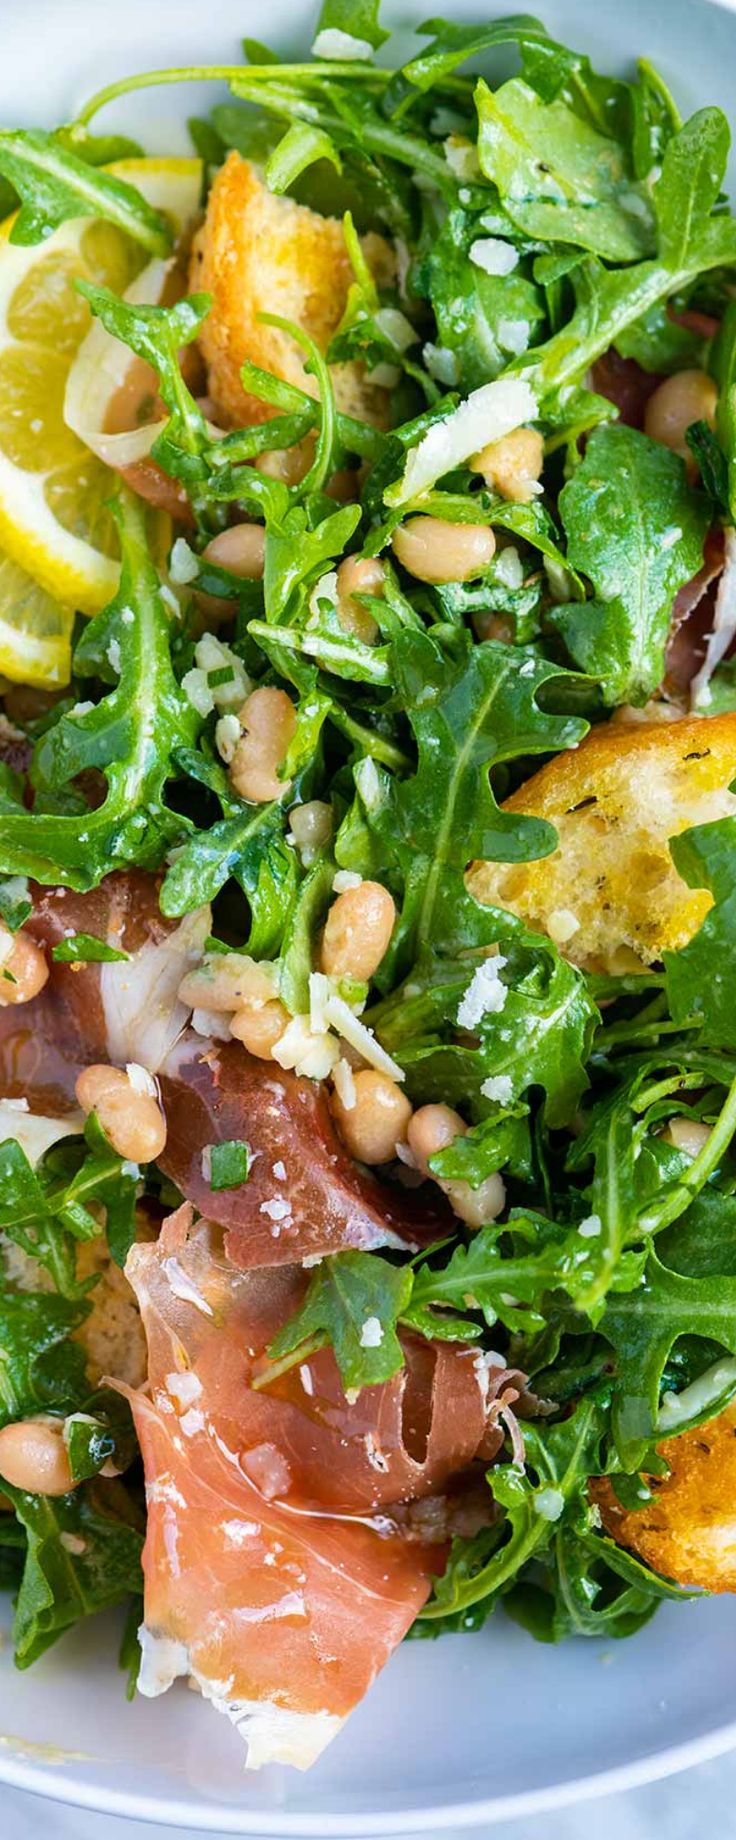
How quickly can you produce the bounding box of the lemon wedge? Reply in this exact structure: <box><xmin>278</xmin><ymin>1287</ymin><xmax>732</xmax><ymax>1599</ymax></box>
<box><xmin>0</xmin><ymin>157</ymin><xmax>201</xmax><ymax>627</ymax></box>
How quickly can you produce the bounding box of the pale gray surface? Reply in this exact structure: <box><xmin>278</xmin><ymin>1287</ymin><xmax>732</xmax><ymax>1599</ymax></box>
<box><xmin>5</xmin><ymin>1751</ymin><xmax>736</xmax><ymax>1840</ymax></box>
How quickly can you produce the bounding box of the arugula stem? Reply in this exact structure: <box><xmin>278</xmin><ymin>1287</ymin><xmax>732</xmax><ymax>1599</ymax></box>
<box><xmin>638</xmin><ymin>1068</ymin><xmax>736</xmax><ymax>1234</ymax></box>
<box><xmin>327</xmin><ymin>704</ymin><xmax>410</xmax><ymax>771</ymax></box>
<box><xmin>251</xmin><ymin>1333</ymin><xmax>326</xmax><ymax>1391</ymax></box>
<box><xmin>419</xmin><ymin>1396</ymin><xmax>597</xmax><ymax>1620</ymax></box>
<box><xmin>76</xmin><ymin>63</ymin><xmax>390</xmax><ymax>127</ymax></box>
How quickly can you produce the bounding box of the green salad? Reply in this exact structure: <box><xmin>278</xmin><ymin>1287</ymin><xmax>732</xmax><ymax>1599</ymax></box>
<box><xmin>1</xmin><ymin>0</ymin><xmax>736</xmax><ymax>1766</ymax></box>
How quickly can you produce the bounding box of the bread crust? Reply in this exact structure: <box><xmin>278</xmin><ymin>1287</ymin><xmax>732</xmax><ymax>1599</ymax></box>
<box><xmin>469</xmin><ymin>713</ymin><xmax>736</xmax><ymax>971</ymax></box>
<box><xmin>592</xmin><ymin>1403</ymin><xmax>736</xmax><ymax>1591</ymax></box>
<box><xmin>189</xmin><ymin>150</ymin><xmax>392</xmax><ymax>431</ymax></box>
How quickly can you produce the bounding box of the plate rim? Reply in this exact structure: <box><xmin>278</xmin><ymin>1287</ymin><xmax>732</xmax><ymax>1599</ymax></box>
<box><xmin>3</xmin><ymin>1710</ymin><xmax>736</xmax><ymax>1833</ymax></box>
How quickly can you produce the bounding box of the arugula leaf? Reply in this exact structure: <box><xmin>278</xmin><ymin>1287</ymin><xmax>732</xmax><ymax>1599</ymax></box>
<box><xmin>376</xmin><ymin>918</ymin><xmax>597</xmax><ymax>1128</ymax></box>
<box><xmin>420</xmin><ymin>1395</ymin><xmax>606</xmax><ymax>1621</ymax></box>
<box><xmin>368</xmin><ymin>629</ymin><xmax>589</xmax><ymax>967</ymax></box>
<box><xmin>0</xmin><ymin>491</ymin><xmax>198</xmax><ymax>889</ymax></box>
<box><xmin>0</xmin><ymin>1133</ymin><xmax>139</xmax><ymax>1295</ymax></box>
<box><xmin>603</xmin><ymin>1242</ymin><xmax>736</xmax><ymax>1468</ymax></box>
<box><xmin>0</xmin><ymin>130</ymin><xmax>172</xmax><ymax>252</ymax></box>
<box><xmin>51</xmin><ymin>934</ymin><xmax>130</xmax><ymax>964</ymax></box>
<box><xmin>664</xmin><ymin>818</ymin><xmax>736</xmax><ymax>1045</ymax></box>
<box><xmin>65</xmin><ymin>1391</ymin><xmax>138</xmax><ymax>1484</ymax></box>
<box><xmin>556</xmin><ymin>424</ymin><xmax>708</xmax><ymax>705</ymax></box>
<box><xmin>513</xmin><ymin>111</ymin><xmax>736</xmax><ymax>406</ymax></box>
<box><xmin>713</xmin><ymin>300</ymin><xmax>736</xmax><ymax>522</ymax></box>
<box><xmin>0</xmin><ymin>1293</ymin><xmax>88</xmax><ymax>1426</ymax></box>
<box><xmin>4</xmin><ymin>1477</ymin><xmax>143</xmax><ymax>1668</ymax></box>
<box><xmin>653</xmin><ymin>106</ymin><xmax>730</xmax><ymax>268</ymax></box>
<box><xmin>476</xmin><ymin>78</ymin><xmax>654</xmax><ymax>261</ymax></box>
<box><xmin>77</xmin><ymin>284</ymin><xmax>213</xmax><ymax>515</ymax></box>
<box><xmin>418</xmin><ymin>206</ymin><xmax>545</xmax><ymax>390</ymax></box>
<box><xmin>407</xmin><ymin>1214</ymin><xmax>592</xmax><ymax>1339</ymax></box>
<box><xmin>0</xmin><ymin>877</ymin><xmax>31</xmax><ymax>933</ymax></box>
<box><xmin>208</xmin><ymin>1140</ymin><xmax>251</xmax><ymax>1191</ymax></box>
<box><xmin>397</xmin><ymin>16</ymin><xmax>549</xmax><ymax>97</ymax></box>
<box><xmin>313</xmin><ymin>0</ymin><xmax>388</xmax><ymax>53</ymax></box>
<box><xmin>265</xmin><ymin>1250</ymin><xmax>412</xmax><ymax>1391</ymax></box>
<box><xmin>265</xmin><ymin>122</ymin><xmax>342</xmax><ymax>193</ymax></box>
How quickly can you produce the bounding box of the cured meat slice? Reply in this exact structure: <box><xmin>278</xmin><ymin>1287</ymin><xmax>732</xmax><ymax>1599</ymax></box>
<box><xmin>159</xmin><ymin>1034</ymin><xmax>447</xmax><ymax>1266</ymax></box>
<box><xmin>122</xmin><ymin>1207</ymin><xmax>493</xmax><ymax>1769</ymax></box>
<box><xmin>0</xmin><ymin>874</ymin><xmax>447</xmax><ymax>1260</ymax></box>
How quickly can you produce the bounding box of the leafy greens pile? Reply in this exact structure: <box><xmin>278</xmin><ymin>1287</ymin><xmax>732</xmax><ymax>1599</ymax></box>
<box><xmin>4</xmin><ymin>0</ymin><xmax>736</xmax><ymax>1664</ymax></box>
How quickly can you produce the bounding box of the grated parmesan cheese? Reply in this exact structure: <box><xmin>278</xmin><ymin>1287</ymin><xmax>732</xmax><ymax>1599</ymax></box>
<box><xmin>386</xmin><ymin>375</ymin><xmax>538</xmax><ymax>507</ymax></box>
<box><xmin>457</xmin><ymin>955</ymin><xmax>508</xmax><ymax>1028</ymax></box>
<box><xmin>359</xmin><ymin>1315</ymin><xmax>384</xmax><ymax>1348</ymax></box>
<box><xmin>469</xmin><ymin>237</ymin><xmax>519</xmax><ymax>276</ymax></box>
<box><xmin>480</xmin><ymin>1073</ymin><xmax>514</xmax><ymax>1104</ymax></box>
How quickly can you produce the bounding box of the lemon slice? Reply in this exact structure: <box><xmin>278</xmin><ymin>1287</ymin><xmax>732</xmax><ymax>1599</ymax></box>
<box><xmin>0</xmin><ymin>553</ymin><xmax>74</xmax><ymax>687</ymax></box>
<box><xmin>0</xmin><ymin>157</ymin><xmax>202</xmax><ymax>619</ymax></box>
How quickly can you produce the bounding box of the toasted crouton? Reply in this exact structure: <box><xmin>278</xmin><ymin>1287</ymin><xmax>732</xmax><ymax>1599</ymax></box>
<box><xmin>189</xmin><ymin>150</ymin><xmax>393</xmax><ymax>431</ymax></box>
<box><xmin>592</xmin><ymin>1404</ymin><xmax>736</xmax><ymax>1591</ymax></box>
<box><xmin>468</xmin><ymin>714</ymin><xmax>736</xmax><ymax>973</ymax></box>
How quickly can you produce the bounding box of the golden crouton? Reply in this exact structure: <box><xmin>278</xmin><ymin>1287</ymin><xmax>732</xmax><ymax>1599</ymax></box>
<box><xmin>468</xmin><ymin>714</ymin><xmax>736</xmax><ymax>973</ymax></box>
<box><xmin>189</xmin><ymin>150</ymin><xmax>393</xmax><ymax>431</ymax></box>
<box><xmin>592</xmin><ymin>1404</ymin><xmax>736</xmax><ymax>1591</ymax></box>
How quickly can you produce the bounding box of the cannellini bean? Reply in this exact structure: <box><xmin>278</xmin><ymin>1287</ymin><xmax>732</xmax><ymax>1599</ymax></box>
<box><xmin>408</xmin><ymin>1103</ymin><xmax>467</xmax><ymax>1173</ymax></box>
<box><xmin>471</xmin><ymin>427</ymin><xmax>544</xmax><ymax>503</ymax></box>
<box><xmin>178</xmin><ymin>951</ymin><xmax>277</xmax><ymax>1014</ymax></box>
<box><xmin>331</xmin><ymin>1069</ymin><xmax>412</xmax><ymax>1164</ymax></box>
<box><xmin>0</xmin><ymin>1417</ymin><xmax>75</xmax><ymax>1496</ymax></box>
<box><xmin>408</xmin><ymin>1103</ymin><xmax>505</xmax><ymax>1227</ymax></box>
<box><xmin>202</xmin><ymin>523</ymin><xmax>266</xmax><ymax>580</ymax></box>
<box><xmin>663</xmin><ymin>1116</ymin><xmax>712</xmax><ymax>1159</ymax></box>
<box><xmin>229</xmin><ymin>687</ymin><xmax>296</xmax><ymax>804</ymax></box>
<box><xmin>321</xmin><ymin>881</ymin><xmax>396</xmax><ymax>981</ymax></box>
<box><xmin>288</xmin><ymin>800</ymin><xmax>334</xmax><ymax>863</ymax></box>
<box><xmin>75</xmin><ymin>1064</ymin><xmax>166</xmax><ymax>1163</ymax></box>
<box><xmin>230</xmin><ymin>998</ymin><xmax>290</xmax><ymax>1059</ymax></box>
<box><xmin>644</xmin><ymin>369</ymin><xmax>718</xmax><ymax>468</ymax></box>
<box><xmin>334</xmin><ymin>555</ymin><xmax>385</xmax><ymax>644</ymax></box>
<box><xmin>391</xmin><ymin>517</ymin><xmax>495</xmax><ymax>585</ymax></box>
<box><xmin>0</xmin><ymin>922</ymin><xmax>48</xmax><ymax>1007</ymax></box>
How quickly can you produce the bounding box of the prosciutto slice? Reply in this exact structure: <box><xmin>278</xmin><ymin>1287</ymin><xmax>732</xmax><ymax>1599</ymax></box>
<box><xmin>122</xmin><ymin>1207</ymin><xmax>494</xmax><ymax>1769</ymax></box>
<box><xmin>0</xmin><ymin>874</ymin><xmax>447</xmax><ymax>1261</ymax></box>
<box><xmin>159</xmin><ymin>1034</ymin><xmax>447</xmax><ymax>1266</ymax></box>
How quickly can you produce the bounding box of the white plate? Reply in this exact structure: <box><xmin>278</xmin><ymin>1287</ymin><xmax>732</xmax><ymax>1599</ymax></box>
<box><xmin>3</xmin><ymin>0</ymin><xmax>736</xmax><ymax>1830</ymax></box>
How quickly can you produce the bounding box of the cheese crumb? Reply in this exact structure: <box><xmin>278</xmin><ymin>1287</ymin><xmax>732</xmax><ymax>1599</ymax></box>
<box><xmin>332</xmin><ymin>870</ymin><xmax>362</xmax><ymax>894</ymax></box>
<box><xmin>481</xmin><ymin>1073</ymin><xmax>514</xmax><ymax>1104</ymax></box>
<box><xmin>578</xmin><ymin>1214</ymin><xmax>602</xmax><ymax>1239</ymax></box>
<box><xmin>259</xmin><ymin>1197</ymin><xmax>292</xmax><ymax>1223</ymax></box>
<box><xmin>332</xmin><ymin>1057</ymin><xmax>357</xmax><ymax>1111</ymax></box>
<box><xmin>422</xmin><ymin>342</ymin><xmax>460</xmax><ymax>386</ymax></box>
<box><xmin>469</xmin><ymin>237</ymin><xmax>519</xmax><ymax>276</ymax></box>
<box><xmin>457</xmin><ymin>956</ymin><xmax>508</xmax><ymax>1028</ymax></box>
<box><xmin>547</xmin><ymin>908</ymin><xmax>581</xmax><ymax>945</ymax></box>
<box><xmin>359</xmin><ymin>1315</ymin><xmax>384</xmax><ymax>1348</ymax></box>
<box><xmin>169</xmin><ymin>538</ymin><xmax>199</xmax><ymax>584</ymax></box>
<box><xmin>534</xmin><ymin>1487</ymin><xmax>565</xmax><ymax>1521</ymax></box>
<box><xmin>311</xmin><ymin>26</ymin><xmax>373</xmax><ymax>59</ymax></box>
